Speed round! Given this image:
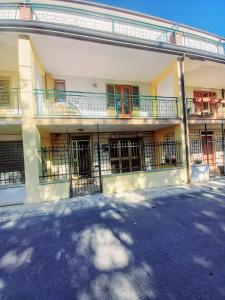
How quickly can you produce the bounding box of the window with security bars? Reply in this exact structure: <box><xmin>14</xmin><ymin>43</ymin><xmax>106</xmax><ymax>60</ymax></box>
<box><xmin>0</xmin><ymin>79</ymin><xmax>10</xmax><ymax>105</ymax></box>
<box><xmin>0</xmin><ymin>141</ymin><xmax>25</xmax><ymax>185</ymax></box>
<box><xmin>109</xmin><ymin>138</ymin><xmax>142</xmax><ymax>173</ymax></box>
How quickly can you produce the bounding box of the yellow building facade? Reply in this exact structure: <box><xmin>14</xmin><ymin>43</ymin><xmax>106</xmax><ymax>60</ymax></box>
<box><xmin>0</xmin><ymin>1</ymin><xmax>224</xmax><ymax>205</ymax></box>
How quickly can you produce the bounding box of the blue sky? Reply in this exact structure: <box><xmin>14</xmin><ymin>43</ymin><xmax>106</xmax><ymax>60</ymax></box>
<box><xmin>89</xmin><ymin>0</ymin><xmax>225</xmax><ymax>37</ymax></box>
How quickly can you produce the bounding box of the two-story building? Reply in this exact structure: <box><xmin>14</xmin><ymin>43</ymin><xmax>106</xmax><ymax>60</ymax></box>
<box><xmin>0</xmin><ymin>0</ymin><xmax>224</xmax><ymax>205</ymax></box>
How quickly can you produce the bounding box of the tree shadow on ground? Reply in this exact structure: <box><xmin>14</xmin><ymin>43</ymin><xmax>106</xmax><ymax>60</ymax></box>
<box><xmin>1</xmin><ymin>187</ymin><xmax>225</xmax><ymax>299</ymax></box>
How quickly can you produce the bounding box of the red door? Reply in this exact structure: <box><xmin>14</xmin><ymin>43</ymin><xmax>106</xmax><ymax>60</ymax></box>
<box><xmin>202</xmin><ymin>135</ymin><xmax>214</xmax><ymax>164</ymax></box>
<box><xmin>115</xmin><ymin>85</ymin><xmax>132</xmax><ymax>117</ymax></box>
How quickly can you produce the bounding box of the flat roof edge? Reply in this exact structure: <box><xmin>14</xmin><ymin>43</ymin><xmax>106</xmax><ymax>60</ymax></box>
<box><xmin>51</xmin><ymin>0</ymin><xmax>225</xmax><ymax>41</ymax></box>
<box><xmin>1</xmin><ymin>21</ymin><xmax>225</xmax><ymax>64</ymax></box>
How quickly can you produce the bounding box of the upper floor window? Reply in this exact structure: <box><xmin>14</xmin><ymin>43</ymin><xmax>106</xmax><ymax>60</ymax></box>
<box><xmin>54</xmin><ymin>79</ymin><xmax>66</xmax><ymax>102</ymax></box>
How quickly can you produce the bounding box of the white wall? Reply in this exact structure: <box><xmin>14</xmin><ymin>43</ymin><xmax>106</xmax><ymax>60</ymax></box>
<box><xmin>34</xmin><ymin>63</ymin><xmax>44</xmax><ymax>90</ymax></box>
<box><xmin>52</xmin><ymin>75</ymin><xmax>150</xmax><ymax>95</ymax></box>
<box><xmin>156</xmin><ymin>75</ymin><xmax>174</xmax><ymax>97</ymax></box>
<box><xmin>0</xmin><ymin>186</ymin><xmax>26</xmax><ymax>206</ymax></box>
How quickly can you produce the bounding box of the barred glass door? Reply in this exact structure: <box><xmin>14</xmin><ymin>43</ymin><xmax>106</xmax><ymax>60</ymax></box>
<box><xmin>71</xmin><ymin>139</ymin><xmax>101</xmax><ymax>196</ymax></box>
<box><xmin>72</xmin><ymin>140</ymin><xmax>91</xmax><ymax>177</ymax></box>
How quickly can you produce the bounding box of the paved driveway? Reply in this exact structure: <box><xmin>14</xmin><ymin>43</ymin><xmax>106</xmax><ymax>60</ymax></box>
<box><xmin>1</xmin><ymin>181</ymin><xmax>225</xmax><ymax>299</ymax></box>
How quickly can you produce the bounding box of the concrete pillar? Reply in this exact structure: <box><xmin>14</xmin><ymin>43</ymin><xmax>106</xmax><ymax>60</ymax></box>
<box><xmin>177</xmin><ymin>59</ymin><xmax>190</xmax><ymax>183</ymax></box>
<box><xmin>149</xmin><ymin>60</ymin><xmax>189</xmax><ymax>184</ymax></box>
<box><xmin>18</xmin><ymin>35</ymin><xmax>41</xmax><ymax>203</ymax></box>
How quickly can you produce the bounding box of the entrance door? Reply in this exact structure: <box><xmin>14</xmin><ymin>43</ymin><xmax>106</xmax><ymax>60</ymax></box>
<box><xmin>202</xmin><ymin>135</ymin><xmax>214</xmax><ymax>165</ymax></box>
<box><xmin>115</xmin><ymin>85</ymin><xmax>132</xmax><ymax>117</ymax></box>
<box><xmin>72</xmin><ymin>140</ymin><xmax>91</xmax><ymax>177</ymax></box>
<box><xmin>71</xmin><ymin>139</ymin><xmax>101</xmax><ymax>196</ymax></box>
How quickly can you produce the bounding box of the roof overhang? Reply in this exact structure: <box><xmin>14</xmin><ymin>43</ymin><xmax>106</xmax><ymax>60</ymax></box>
<box><xmin>0</xmin><ymin>20</ymin><xmax>225</xmax><ymax>65</ymax></box>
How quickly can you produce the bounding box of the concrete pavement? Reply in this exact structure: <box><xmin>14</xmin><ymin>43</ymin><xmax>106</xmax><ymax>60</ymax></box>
<box><xmin>1</xmin><ymin>179</ymin><xmax>225</xmax><ymax>299</ymax></box>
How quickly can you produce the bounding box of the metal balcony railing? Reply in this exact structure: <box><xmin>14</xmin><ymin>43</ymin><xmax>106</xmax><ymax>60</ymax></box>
<box><xmin>0</xmin><ymin>88</ymin><xmax>21</xmax><ymax>116</ymax></box>
<box><xmin>0</xmin><ymin>3</ymin><xmax>224</xmax><ymax>58</ymax></box>
<box><xmin>0</xmin><ymin>3</ymin><xmax>20</xmax><ymax>20</ymax></box>
<box><xmin>34</xmin><ymin>89</ymin><xmax>180</xmax><ymax>118</ymax></box>
<box><xmin>187</xmin><ymin>97</ymin><xmax>225</xmax><ymax>118</ymax></box>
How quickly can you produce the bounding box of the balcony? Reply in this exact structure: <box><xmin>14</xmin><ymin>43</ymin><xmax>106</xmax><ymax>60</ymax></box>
<box><xmin>187</xmin><ymin>97</ymin><xmax>225</xmax><ymax>119</ymax></box>
<box><xmin>0</xmin><ymin>3</ymin><xmax>224</xmax><ymax>59</ymax></box>
<box><xmin>34</xmin><ymin>90</ymin><xmax>179</xmax><ymax>119</ymax></box>
<box><xmin>0</xmin><ymin>88</ymin><xmax>21</xmax><ymax>117</ymax></box>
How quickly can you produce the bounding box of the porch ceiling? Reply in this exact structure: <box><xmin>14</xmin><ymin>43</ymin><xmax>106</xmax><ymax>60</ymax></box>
<box><xmin>30</xmin><ymin>34</ymin><xmax>177</xmax><ymax>82</ymax></box>
<box><xmin>185</xmin><ymin>59</ymin><xmax>225</xmax><ymax>89</ymax></box>
<box><xmin>37</xmin><ymin>123</ymin><xmax>175</xmax><ymax>133</ymax></box>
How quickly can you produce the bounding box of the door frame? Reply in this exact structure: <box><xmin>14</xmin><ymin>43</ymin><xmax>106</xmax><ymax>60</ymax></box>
<box><xmin>115</xmin><ymin>84</ymin><xmax>132</xmax><ymax>117</ymax></box>
<box><xmin>201</xmin><ymin>132</ymin><xmax>215</xmax><ymax>164</ymax></box>
<box><xmin>71</xmin><ymin>138</ymin><xmax>91</xmax><ymax>177</ymax></box>
<box><xmin>70</xmin><ymin>137</ymin><xmax>102</xmax><ymax>196</ymax></box>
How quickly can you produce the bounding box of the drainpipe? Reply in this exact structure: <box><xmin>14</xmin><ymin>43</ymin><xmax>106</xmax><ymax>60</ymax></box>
<box><xmin>205</xmin><ymin>124</ymin><xmax>209</xmax><ymax>165</ymax></box>
<box><xmin>67</xmin><ymin>130</ymin><xmax>73</xmax><ymax>198</ymax></box>
<box><xmin>178</xmin><ymin>55</ymin><xmax>191</xmax><ymax>183</ymax></box>
<box><xmin>222</xmin><ymin>123</ymin><xmax>225</xmax><ymax>174</ymax></box>
<box><xmin>97</xmin><ymin>124</ymin><xmax>103</xmax><ymax>193</ymax></box>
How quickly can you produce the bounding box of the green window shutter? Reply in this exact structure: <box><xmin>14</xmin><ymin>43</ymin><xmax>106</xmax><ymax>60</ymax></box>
<box><xmin>106</xmin><ymin>84</ymin><xmax>115</xmax><ymax>107</ymax></box>
<box><xmin>132</xmin><ymin>86</ymin><xmax>139</xmax><ymax>107</ymax></box>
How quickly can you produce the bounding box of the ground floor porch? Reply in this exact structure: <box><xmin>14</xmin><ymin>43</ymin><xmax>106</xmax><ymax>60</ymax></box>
<box><xmin>189</xmin><ymin>123</ymin><xmax>225</xmax><ymax>177</ymax></box>
<box><xmin>0</xmin><ymin>123</ymin><xmax>187</xmax><ymax>204</ymax></box>
<box><xmin>2</xmin><ymin>122</ymin><xmax>225</xmax><ymax>205</ymax></box>
<box><xmin>39</xmin><ymin>129</ymin><xmax>183</xmax><ymax>196</ymax></box>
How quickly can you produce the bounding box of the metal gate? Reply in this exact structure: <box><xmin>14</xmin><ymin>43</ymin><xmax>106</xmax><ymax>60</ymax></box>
<box><xmin>190</xmin><ymin>138</ymin><xmax>225</xmax><ymax>177</ymax></box>
<box><xmin>69</xmin><ymin>139</ymin><xmax>102</xmax><ymax>196</ymax></box>
<box><xmin>39</xmin><ymin>138</ymin><xmax>182</xmax><ymax>197</ymax></box>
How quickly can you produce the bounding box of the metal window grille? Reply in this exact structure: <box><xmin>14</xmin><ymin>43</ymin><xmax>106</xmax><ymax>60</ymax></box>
<box><xmin>39</xmin><ymin>140</ymin><xmax>182</xmax><ymax>182</ymax></box>
<box><xmin>0</xmin><ymin>141</ymin><xmax>25</xmax><ymax>186</ymax></box>
<box><xmin>190</xmin><ymin>138</ymin><xmax>225</xmax><ymax>177</ymax></box>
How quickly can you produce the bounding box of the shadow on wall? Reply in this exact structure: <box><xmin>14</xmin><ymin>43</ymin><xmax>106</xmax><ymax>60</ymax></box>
<box><xmin>1</xmin><ymin>186</ymin><xmax>225</xmax><ymax>299</ymax></box>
